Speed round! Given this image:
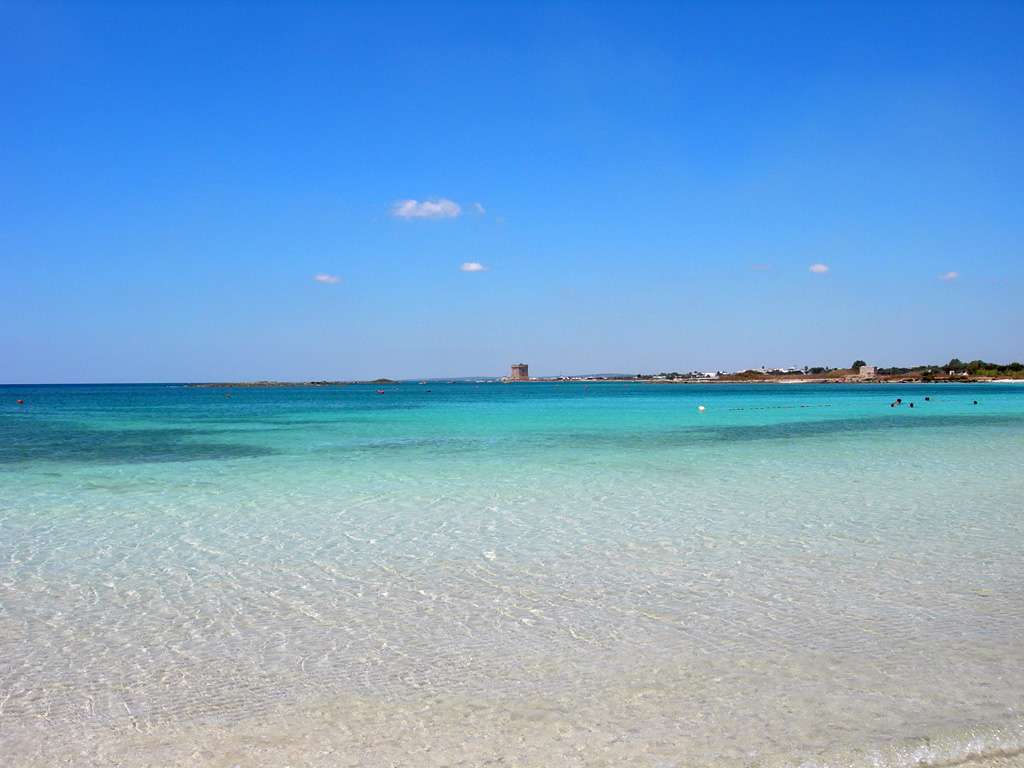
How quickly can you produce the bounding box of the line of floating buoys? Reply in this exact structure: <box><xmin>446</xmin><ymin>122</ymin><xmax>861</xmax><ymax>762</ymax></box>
<box><xmin>727</xmin><ymin>404</ymin><xmax>831</xmax><ymax>411</ymax></box>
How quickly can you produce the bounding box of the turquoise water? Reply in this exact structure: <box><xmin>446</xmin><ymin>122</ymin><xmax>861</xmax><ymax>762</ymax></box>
<box><xmin>1</xmin><ymin>382</ymin><xmax>1023</xmax><ymax>767</ymax></box>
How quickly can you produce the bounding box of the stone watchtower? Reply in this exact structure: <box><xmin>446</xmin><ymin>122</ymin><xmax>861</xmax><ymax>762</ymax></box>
<box><xmin>510</xmin><ymin>363</ymin><xmax>529</xmax><ymax>381</ymax></box>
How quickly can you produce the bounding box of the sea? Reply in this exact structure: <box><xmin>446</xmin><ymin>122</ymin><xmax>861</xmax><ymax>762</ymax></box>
<box><xmin>1</xmin><ymin>382</ymin><xmax>1022</xmax><ymax>767</ymax></box>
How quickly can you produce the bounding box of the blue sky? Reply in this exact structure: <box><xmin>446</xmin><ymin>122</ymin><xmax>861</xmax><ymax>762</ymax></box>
<box><xmin>2</xmin><ymin>1</ymin><xmax>1022</xmax><ymax>382</ymax></box>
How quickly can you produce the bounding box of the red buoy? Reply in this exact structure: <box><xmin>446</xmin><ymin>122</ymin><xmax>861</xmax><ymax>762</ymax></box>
<box><xmin>16</xmin><ymin>399</ymin><xmax>24</xmax><ymax>405</ymax></box>
<box><xmin>376</xmin><ymin>389</ymin><xmax>385</xmax><ymax>394</ymax></box>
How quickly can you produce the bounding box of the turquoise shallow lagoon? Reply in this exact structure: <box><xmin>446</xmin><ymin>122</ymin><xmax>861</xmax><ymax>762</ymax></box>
<box><xmin>1</xmin><ymin>382</ymin><xmax>1023</xmax><ymax>766</ymax></box>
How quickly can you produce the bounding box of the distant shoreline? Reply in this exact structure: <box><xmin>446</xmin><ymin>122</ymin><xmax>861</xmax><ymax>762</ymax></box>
<box><xmin>520</xmin><ymin>376</ymin><xmax>1017</xmax><ymax>384</ymax></box>
<box><xmin>178</xmin><ymin>375</ymin><xmax>1022</xmax><ymax>389</ymax></box>
<box><xmin>186</xmin><ymin>379</ymin><xmax>395</xmax><ymax>388</ymax></box>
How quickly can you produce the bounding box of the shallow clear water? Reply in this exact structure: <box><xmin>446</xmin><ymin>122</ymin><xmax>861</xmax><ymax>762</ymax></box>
<box><xmin>1</xmin><ymin>382</ymin><xmax>1022</xmax><ymax>766</ymax></box>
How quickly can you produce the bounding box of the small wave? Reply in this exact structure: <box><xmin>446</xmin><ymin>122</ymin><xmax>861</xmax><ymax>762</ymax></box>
<box><xmin>759</xmin><ymin>716</ymin><xmax>1024</xmax><ymax>768</ymax></box>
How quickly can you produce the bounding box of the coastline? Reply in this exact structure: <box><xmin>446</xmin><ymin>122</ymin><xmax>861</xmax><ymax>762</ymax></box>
<box><xmin>179</xmin><ymin>377</ymin><xmax>1018</xmax><ymax>389</ymax></box>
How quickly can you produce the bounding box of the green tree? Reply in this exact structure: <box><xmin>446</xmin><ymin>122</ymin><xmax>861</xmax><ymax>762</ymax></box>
<box><xmin>851</xmin><ymin>360</ymin><xmax>867</xmax><ymax>369</ymax></box>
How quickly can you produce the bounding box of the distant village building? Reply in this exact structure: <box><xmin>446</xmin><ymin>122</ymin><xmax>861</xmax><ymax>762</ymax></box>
<box><xmin>858</xmin><ymin>365</ymin><xmax>876</xmax><ymax>378</ymax></box>
<box><xmin>510</xmin><ymin>363</ymin><xmax>529</xmax><ymax>381</ymax></box>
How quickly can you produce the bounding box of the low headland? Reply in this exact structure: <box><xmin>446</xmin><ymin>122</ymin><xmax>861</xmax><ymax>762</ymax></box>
<box><xmin>187</xmin><ymin>379</ymin><xmax>396</xmax><ymax>388</ymax></box>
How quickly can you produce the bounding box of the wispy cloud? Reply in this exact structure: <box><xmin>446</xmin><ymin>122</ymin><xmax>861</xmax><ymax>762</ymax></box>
<box><xmin>809</xmin><ymin>263</ymin><xmax>829</xmax><ymax>274</ymax></box>
<box><xmin>472</xmin><ymin>202</ymin><xmax>486</xmax><ymax>215</ymax></box>
<box><xmin>391</xmin><ymin>198</ymin><xmax>461</xmax><ymax>219</ymax></box>
<box><xmin>460</xmin><ymin>262</ymin><xmax>487</xmax><ymax>272</ymax></box>
<box><xmin>939</xmin><ymin>271</ymin><xmax>959</xmax><ymax>282</ymax></box>
<box><xmin>313</xmin><ymin>273</ymin><xmax>340</xmax><ymax>284</ymax></box>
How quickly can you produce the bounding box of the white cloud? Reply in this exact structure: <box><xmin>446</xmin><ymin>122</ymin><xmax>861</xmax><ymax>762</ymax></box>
<box><xmin>313</xmin><ymin>273</ymin><xmax>340</xmax><ymax>284</ymax></box>
<box><xmin>472</xmin><ymin>202</ymin><xmax>486</xmax><ymax>214</ymax></box>
<box><xmin>939</xmin><ymin>271</ymin><xmax>959</xmax><ymax>281</ymax></box>
<box><xmin>391</xmin><ymin>198</ymin><xmax>461</xmax><ymax>219</ymax></box>
<box><xmin>460</xmin><ymin>262</ymin><xmax>487</xmax><ymax>272</ymax></box>
<box><xmin>809</xmin><ymin>263</ymin><xmax>829</xmax><ymax>274</ymax></box>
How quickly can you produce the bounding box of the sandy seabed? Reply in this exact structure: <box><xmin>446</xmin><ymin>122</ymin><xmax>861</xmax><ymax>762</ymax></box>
<box><xmin>10</xmin><ymin>680</ymin><xmax>1024</xmax><ymax>768</ymax></box>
